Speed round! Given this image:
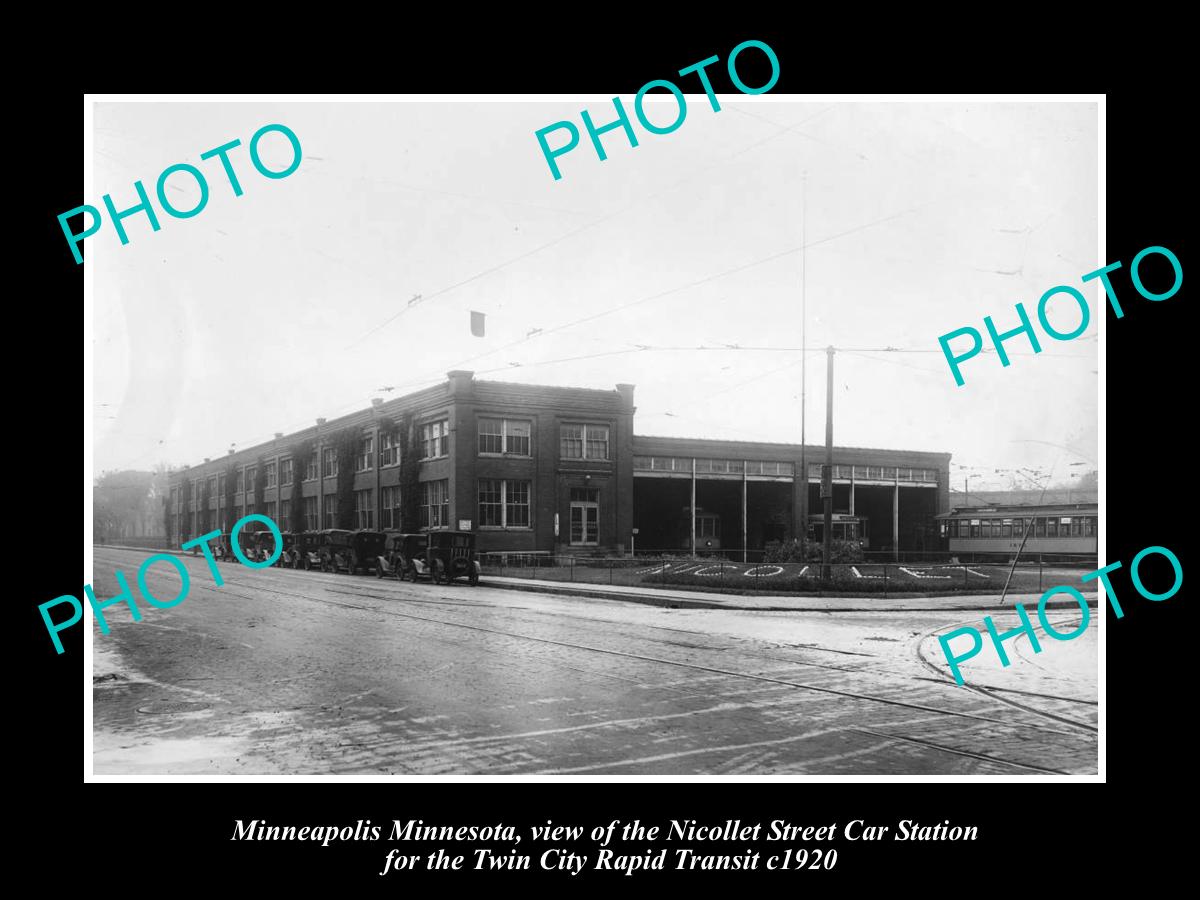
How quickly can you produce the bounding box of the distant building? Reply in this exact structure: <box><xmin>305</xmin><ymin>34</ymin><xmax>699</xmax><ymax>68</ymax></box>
<box><xmin>167</xmin><ymin>372</ymin><xmax>951</xmax><ymax>557</ymax></box>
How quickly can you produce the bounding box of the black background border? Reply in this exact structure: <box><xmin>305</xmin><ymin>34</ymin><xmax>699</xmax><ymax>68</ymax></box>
<box><xmin>22</xmin><ymin>24</ymin><xmax>1188</xmax><ymax>887</ymax></box>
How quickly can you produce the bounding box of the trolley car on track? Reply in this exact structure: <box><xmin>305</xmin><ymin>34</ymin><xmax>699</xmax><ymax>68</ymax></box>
<box><xmin>936</xmin><ymin>502</ymin><xmax>1097</xmax><ymax>562</ymax></box>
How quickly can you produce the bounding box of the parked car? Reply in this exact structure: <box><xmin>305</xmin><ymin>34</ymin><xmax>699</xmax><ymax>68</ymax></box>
<box><xmin>254</xmin><ymin>528</ymin><xmax>278</xmax><ymax>564</ymax></box>
<box><xmin>421</xmin><ymin>531</ymin><xmax>480</xmax><ymax>585</ymax></box>
<box><xmin>277</xmin><ymin>532</ymin><xmax>299</xmax><ymax>568</ymax></box>
<box><xmin>376</xmin><ymin>533</ymin><xmax>426</xmax><ymax>580</ymax></box>
<box><xmin>296</xmin><ymin>532</ymin><xmax>325</xmax><ymax>571</ymax></box>
<box><xmin>237</xmin><ymin>527</ymin><xmax>266</xmax><ymax>562</ymax></box>
<box><xmin>317</xmin><ymin>529</ymin><xmax>354</xmax><ymax>573</ymax></box>
<box><xmin>327</xmin><ymin>530</ymin><xmax>386</xmax><ymax>574</ymax></box>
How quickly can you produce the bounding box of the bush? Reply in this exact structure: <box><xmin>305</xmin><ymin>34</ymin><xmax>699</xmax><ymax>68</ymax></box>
<box><xmin>764</xmin><ymin>538</ymin><xmax>863</xmax><ymax>564</ymax></box>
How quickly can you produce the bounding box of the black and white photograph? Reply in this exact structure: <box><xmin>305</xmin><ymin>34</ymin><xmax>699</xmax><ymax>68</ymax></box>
<box><xmin>85</xmin><ymin>94</ymin><xmax>1100</xmax><ymax>777</ymax></box>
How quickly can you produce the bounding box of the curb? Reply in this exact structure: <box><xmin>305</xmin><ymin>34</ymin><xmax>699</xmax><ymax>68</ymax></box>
<box><xmin>97</xmin><ymin>545</ymin><xmax>1100</xmax><ymax>613</ymax></box>
<box><xmin>473</xmin><ymin>579</ymin><xmax>1101</xmax><ymax>613</ymax></box>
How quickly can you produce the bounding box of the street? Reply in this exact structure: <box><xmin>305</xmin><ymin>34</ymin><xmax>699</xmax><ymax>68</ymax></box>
<box><xmin>92</xmin><ymin>548</ymin><xmax>1098</xmax><ymax>775</ymax></box>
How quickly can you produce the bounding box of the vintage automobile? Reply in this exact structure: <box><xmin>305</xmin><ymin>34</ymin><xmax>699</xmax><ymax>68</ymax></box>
<box><xmin>276</xmin><ymin>532</ymin><xmax>299</xmax><ymax>568</ymax></box>
<box><xmin>409</xmin><ymin>530</ymin><xmax>480</xmax><ymax>585</ymax></box>
<box><xmin>254</xmin><ymin>528</ymin><xmax>278</xmax><ymax>564</ymax></box>
<box><xmin>295</xmin><ymin>531</ymin><xmax>325</xmax><ymax>571</ymax></box>
<box><xmin>325</xmin><ymin>530</ymin><xmax>387</xmax><ymax>575</ymax></box>
<box><xmin>193</xmin><ymin>532</ymin><xmax>233</xmax><ymax>561</ymax></box>
<box><xmin>317</xmin><ymin>529</ymin><xmax>354</xmax><ymax>573</ymax></box>
<box><xmin>376</xmin><ymin>533</ymin><xmax>426</xmax><ymax>580</ymax></box>
<box><xmin>236</xmin><ymin>526</ymin><xmax>265</xmax><ymax>562</ymax></box>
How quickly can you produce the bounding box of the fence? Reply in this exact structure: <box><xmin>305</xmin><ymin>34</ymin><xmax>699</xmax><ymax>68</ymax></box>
<box><xmin>477</xmin><ymin>553</ymin><xmax>1085</xmax><ymax>595</ymax></box>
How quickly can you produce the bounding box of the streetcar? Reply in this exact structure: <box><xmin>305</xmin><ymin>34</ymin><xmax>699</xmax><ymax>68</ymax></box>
<box><xmin>806</xmin><ymin>513</ymin><xmax>868</xmax><ymax>549</ymax></box>
<box><xmin>936</xmin><ymin>502</ymin><xmax>1097</xmax><ymax>562</ymax></box>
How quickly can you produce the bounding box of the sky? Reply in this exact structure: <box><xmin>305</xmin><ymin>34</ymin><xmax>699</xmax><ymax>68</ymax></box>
<box><xmin>91</xmin><ymin>99</ymin><xmax>1098</xmax><ymax>491</ymax></box>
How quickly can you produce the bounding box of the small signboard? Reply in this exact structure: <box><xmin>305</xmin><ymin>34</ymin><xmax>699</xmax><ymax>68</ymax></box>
<box><xmin>458</xmin><ymin>519</ymin><xmax>472</xmax><ymax>530</ymax></box>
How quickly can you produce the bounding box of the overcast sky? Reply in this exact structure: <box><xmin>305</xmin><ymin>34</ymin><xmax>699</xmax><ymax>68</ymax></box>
<box><xmin>91</xmin><ymin>99</ymin><xmax>1097</xmax><ymax>491</ymax></box>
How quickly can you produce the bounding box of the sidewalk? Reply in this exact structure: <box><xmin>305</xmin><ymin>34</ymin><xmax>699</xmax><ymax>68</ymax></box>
<box><xmin>479</xmin><ymin>575</ymin><xmax>1099</xmax><ymax>613</ymax></box>
<box><xmin>98</xmin><ymin>544</ymin><xmax>1098</xmax><ymax>614</ymax></box>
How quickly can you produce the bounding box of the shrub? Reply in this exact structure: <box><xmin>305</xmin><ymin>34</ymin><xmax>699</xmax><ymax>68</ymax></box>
<box><xmin>764</xmin><ymin>538</ymin><xmax>864</xmax><ymax>564</ymax></box>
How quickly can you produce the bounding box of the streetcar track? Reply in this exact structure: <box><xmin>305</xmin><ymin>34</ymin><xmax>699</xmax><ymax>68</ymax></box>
<box><xmin>95</xmin><ymin>552</ymin><xmax>1098</xmax><ymax>745</ymax></box>
<box><xmin>850</xmin><ymin>727</ymin><xmax>1069</xmax><ymax>775</ymax></box>
<box><xmin>915</xmin><ymin>618</ymin><xmax>1098</xmax><ymax>733</ymax></box>
<box><xmin>160</xmin><ymin>571</ymin><xmax>1092</xmax><ymax>738</ymax></box>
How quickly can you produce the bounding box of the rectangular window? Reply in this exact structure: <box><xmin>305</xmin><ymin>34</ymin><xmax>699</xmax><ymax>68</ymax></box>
<box><xmin>280</xmin><ymin>499</ymin><xmax>292</xmax><ymax>532</ymax></box>
<box><xmin>354</xmin><ymin>489</ymin><xmax>374</xmax><ymax>529</ymax></box>
<box><xmin>505</xmin><ymin>480</ymin><xmax>530</xmax><ymax>527</ymax></box>
<box><xmin>478</xmin><ymin>478</ymin><xmax>503</xmax><ymax>526</ymax></box>
<box><xmin>969</xmin><ymin>519</ymin><xmax>981</xmax><ymax>538</ymax></box>
<box><xmin>322</xmin><ymin>448</ymin><xmax>337</xmax><ymax>478</ymax></box>
<box><xmin>1046</xmin><ymin>518</ymin><xmax>1059</xmax><ymax>537</ymax></box>
<box><xmin>303</xmin><ymin>496</ymin><xmax>318</xmax><ymax>531</ymax></box>
<box><xmin>208</xmin><ymin>475</ymin><xmax>218</xmax><ymax>498</ymax></box>
<box><xmin>560</xmin><ymin>423</ymin><xmax>611</xmax><ymax>460</ymax></box>
<box><xmin>1002</xmin><ymin>518</ymin><xmax>1013</xmax><ymax>538</ymax></box>
<box><xmin>265</xmin><ymin>461</ymin><xmax>277</xmax><ymax>488</ymax></box>
<box><xmin>357</xmin><ymin>437</ymin><xmax>374</xmax><ymax>472</ymax></box>
<box><xmin>305</xmin><ymin>456</ymin><xmax>318</xmax><ymax>482</ymax></box>
<box><xmin>479</xmin><ymin>419</ymin><xmax>533</xmax><ymax>457</ymax></box>
<box><xmin>422</xmin><ymin>420</ymin><xmax>449</xmax><ymax>459</ymax></box>
<box><xmin>380</xmin><ymin>485</ymin><xmax>402</xmax><ymax>530</ymax></box>
<box><xmin>560</xmin><ymin>423</ymin><xmax>583</xmax><ymax>459</ymax></box>
<box><xmin>585</xmin><ymin>425</ymin><xmax>609</xmax><ymax>460</ymax></box>
<box><xmin>280</xmin><ymin>458</ymin><xmax>293</xmax><ymax>485</ymax></box>
<box><xmin>478</xmin><ymin>419</ymin><xmax>503</xmax><ymax>455</ymax></box>
<box><xmin>246</xmin><ymin>467</ymin><xmax>257</xmax><ymax>494</ymax></box>
<box><xmin>324</xmin><ymin>493</ymin><xmax>337</xmax><ymax>529</ymax></box>
<box><xmin>379</xmin><ymin>430</ymin><xmax>401</xmax><ymax>467</ymax></box>
<box><xmin>218</xmin><ymin>473</ymin><xmax>226</xmax><ymax>495</ymax></box>
<box><xmin>1035</xmin><ymin>517</ymin><xmax>1046</xmax><ymax>537</ymax></box>
<box><xmin>236</xmin><ymin>470</ymin><xmax>245</xmax><ymax>493</ymax></box>
<box><xmin>421</xmin><ymin>480</ymin><xmax>450</xmax><ymax>529</ymax></box>
<box><xmin>506</xmin><ymin>420</ymin><xmax>531</xmax><ymax>456</ymax></box>
<box><xmin>569</xmin><ymin>487</ymin><xmax>600</xmax><ymax>545</ymax></box>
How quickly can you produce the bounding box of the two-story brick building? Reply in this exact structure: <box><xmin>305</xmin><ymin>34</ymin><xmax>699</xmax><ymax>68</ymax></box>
<box><xmin>166</xmin><ymin>371</ymin><xmax>951</xmax><ymax>557</ymax></box>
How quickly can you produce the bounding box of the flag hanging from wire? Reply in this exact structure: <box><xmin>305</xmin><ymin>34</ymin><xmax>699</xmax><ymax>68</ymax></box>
<box><xmin>470</xmin><ymin>311</ymin><xmax>485</xmax><ymax>337</ymax></box>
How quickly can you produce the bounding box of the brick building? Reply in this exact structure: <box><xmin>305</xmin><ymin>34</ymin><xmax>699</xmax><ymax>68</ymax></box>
<box><xmin>167</xmin><ymin>371</ymin><xmax>951</xmax><ymax>557</ymax></box>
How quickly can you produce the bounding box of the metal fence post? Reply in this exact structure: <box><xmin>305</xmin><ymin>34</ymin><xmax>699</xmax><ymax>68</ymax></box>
<box><xmin>570</xmin><ymin>556</ymin><xmax>574</xmax><ymax>582</ymax></box>
<box><xmin>1038</xmin><ymin>556</ymin><xmax>1043</xmax><ymax>592</ymax></box>
<box><xmin>964</xmin><ymin>564</ymin><xmax>969</xmax><ymax>590</ymax></box>
<box><xmin>609</xmin><ymin>559</ymin><xmax>614</xmax><ymax>584</ymax></box>
<box><xmin>883</xmin><ymin>564</ymin><xmax>888</xmax><ymax>599</ymax></box>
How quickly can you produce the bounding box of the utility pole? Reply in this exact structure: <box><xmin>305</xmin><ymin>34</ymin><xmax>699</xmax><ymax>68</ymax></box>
<box><xmin>798</xmin><ymin>172</ymin><xmax>808</xmax><ymax>556</ymax></box>
<box><xmin>964</xmin><ymin>475</ymin><xmax>970</xmax><ymax>508</ymax></box>
<box><xmin>822</xmin><ymin>345</ymin><xmax>835</xmax><ymax>581</ymax></box>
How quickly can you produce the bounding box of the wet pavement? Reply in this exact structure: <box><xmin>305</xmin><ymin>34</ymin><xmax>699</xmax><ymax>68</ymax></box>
<box><xmin>91</xmin><ymin>548</ymin><xmax>1098</xmax><ymax>775</ymax></box>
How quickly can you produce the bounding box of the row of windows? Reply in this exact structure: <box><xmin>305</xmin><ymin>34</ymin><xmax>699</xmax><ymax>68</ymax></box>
<box><xmin>809</xmin><ymin>464</ymin><xmax>940</xmax><ymax>483</ymax></box>
<box><xmin>629</xmin><ymin>458</ymin><xmax>938</xmax><ymax>483</ymax></box>
<box><xmin>173</xmin><ymin>420</ymin><xmax>615</xmax><ymax>502</ymax></box>
<box><xmin>945</xmin><ymin>516</ymin><xmax>1097</xmax><ymax>539</ymax></box>
<box><xmin>177</xmin><ymin>481</ymin><xmax>603</xmax><ymax>543</ymax></box>
<box><xmin>633</xmin><ymin>457</ymin><xmax>795</xmax><ymax>475</ymax></box>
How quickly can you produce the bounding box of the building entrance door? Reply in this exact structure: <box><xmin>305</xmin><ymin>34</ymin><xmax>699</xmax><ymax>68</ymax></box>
<box><xmin>570</xmin><ymin>488</ymin><xmax>599</xmax><ymax>545</ymax></box>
